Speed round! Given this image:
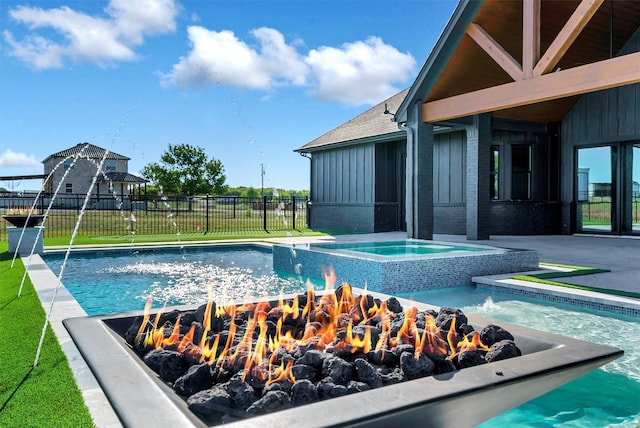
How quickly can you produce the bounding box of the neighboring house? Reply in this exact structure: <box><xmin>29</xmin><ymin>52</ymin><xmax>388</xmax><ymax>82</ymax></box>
<box><xmin>297</xmin><ymin>0</ymin><xmax>640</xmax><ymax>238</ymax></box>
<box><xmin>42</xmin><ymin>142</ymin><xmax>147</xmax><ymax>197</ymax></box>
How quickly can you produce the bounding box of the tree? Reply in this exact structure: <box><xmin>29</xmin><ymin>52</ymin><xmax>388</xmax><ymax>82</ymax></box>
<box><xmin>142</xmin><ymin>144</ymin><xmax>227</xmax><ymax>196</ymax></box>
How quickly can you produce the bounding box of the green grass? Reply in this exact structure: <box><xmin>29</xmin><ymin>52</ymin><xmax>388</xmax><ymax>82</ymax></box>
<box><xmin>0</xmin><ymin>246</ymin><xmax>94</xmax><ymax>427</ymax></box>
<box><xmin>511</xmin><ymin>263</ymin><xmax>640</xmax><ymax>300</ymax></box>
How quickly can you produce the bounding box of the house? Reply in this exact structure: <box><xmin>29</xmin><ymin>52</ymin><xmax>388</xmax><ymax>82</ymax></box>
<box><xmin>42</xmin><ymin>142</ymin><xmax>147</xmax><ymax>198</ymax></box>
<box><xmin>297</xmin><ymin>0</ymin><xmax>640</xmax><ymax>238</ymax></box>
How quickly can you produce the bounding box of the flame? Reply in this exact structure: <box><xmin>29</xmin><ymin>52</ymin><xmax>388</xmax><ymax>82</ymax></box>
<box><xmin>133</xmin><ymin>278</ymin><xmax>493</xmax><ymax>390</ymax></box>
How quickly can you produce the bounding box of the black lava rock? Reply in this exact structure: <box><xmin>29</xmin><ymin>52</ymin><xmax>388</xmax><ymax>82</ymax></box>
<box><xmin>455</xmin><ymin>350</ymin><xmax>487</xmax><ymax>369</ymax></box>
<box><xmin>385</xmin><ymin>297</ymin><xmax>404</xmax><ymax>314</ymax></box>
<box><xmin>480</xmin><ymin>324</ymin><xmax>515</xmax><ymax>347</ymax></box>
<box><xmin>354</xmin><ymin>358</ymin><xmax>383</xmax><ymax>388</ymax></box>
<box><xmin>187</xmin><ymin>385</ymin><xmax>231</xmax><ymax>419</ymax></box>
<box><xmin>292</xmin><ymin>363</ymin><xmax>319</xmax><ymax>382</ymax></box>
<box><xmin>399</xmin><ymin>352</ymin><xmax>435</xmax><ymax>380</ymax></box>
<box><xmin>246</xmin><ymin>390</ymin><xmax>291</xmax><ymax>415</ymax></box>
<box><xmin>317</xmin><ymin>378</ymin><xmax>348</xmax><ymax>400</ymax></box>
<box><xmin>347</xmin><ymin>380</ymin><xmax>371</xmax><ymax>394</ymax></box>
<box><xmin>291</xmin><ymin>379</ymin><xmax>319</xmax><ymax>406</ymax></box>
<box><xmin>485</xmin><ymin>340</ymin><xmax>522</xmax><ymax>362</ymax></box>
<box><xmin>174</xmin><ymin>363</ymin><xmax>213</xmax><ymax>397</ymax></box>
<box><xmin>322</xmin><ymin>356</ymin><xmax>353</xmax><ymax>385</ymax></box>
<box><xmin>227</xmin><ymin>378</ymin><xmax>259</xmax><ymax>411</ymax></box>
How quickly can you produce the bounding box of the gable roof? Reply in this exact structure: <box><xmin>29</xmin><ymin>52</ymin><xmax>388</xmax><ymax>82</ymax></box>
<box><xmin>396</xmin><ymin>0</ymin><xmax>640</xmax><ymax>124</ymax></box>
<box><xmin>296</xmin><ymin>89</ymin><xmax>409</xmax><ymax>153</ymax></box>
<box><xmin>97</xmin><ymin>172</ymin><xmax>148</xmax><ymax>184</ymax></box>
<box><xmin>43</xmin><ymin>142</ymin><xmax>130</xmax><ymax>163</ymax></box>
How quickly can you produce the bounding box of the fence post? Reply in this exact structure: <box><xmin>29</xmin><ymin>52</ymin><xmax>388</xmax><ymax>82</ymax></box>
<box><xmin>233</xmin><ymin>197</ymin><xmax>237</xmax><ymax>219</ymax></box>
<box><xmin>292</xmin><ymin>196</ymin><xmax>296</xmax><ymax>230</ymax></box>
<box><xmin>206</xmin><ymin>194</ymin><xmax>210</xmax><ymax>233</ymax></box>
<box><xmin>263</xmin><ymin>195</ymin><xmax>267</xmax><ymax>231</ymax></box>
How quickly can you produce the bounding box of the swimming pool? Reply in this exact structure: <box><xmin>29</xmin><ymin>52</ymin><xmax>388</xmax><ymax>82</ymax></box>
<box><xmin>45</xmin><ymin>245</ymin><xmax>639</xmax><ymax>426</ymax></box>
<box><xmin>44</xmin><ymin>244</ymin><xmax>310</xmax><ymax>316</ymax></box>
<box><xmin>397</xmin><ymin>287</ymin><xmax>640</xmax><ymax>427</ymax></box>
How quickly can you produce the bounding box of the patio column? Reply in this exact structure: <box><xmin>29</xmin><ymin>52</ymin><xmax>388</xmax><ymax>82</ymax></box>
<box><xmin>465</xmin><ymin>113</ymin><xmax>491</xmax><ymax>240</ymax></box>
<box><xmin>405</xmin><ymin>101</ymin><xmax>434</xmax><ymax>240</ymax></box>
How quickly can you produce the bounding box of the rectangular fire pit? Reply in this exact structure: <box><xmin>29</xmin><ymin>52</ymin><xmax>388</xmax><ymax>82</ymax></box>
<box><xmin>64</xmin><ymin>290</ymin><xmax>622</xmax><ymax>428</ymax></box>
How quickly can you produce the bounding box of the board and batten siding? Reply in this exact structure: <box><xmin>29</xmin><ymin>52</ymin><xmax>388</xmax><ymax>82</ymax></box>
<box><xmin>312</xmin><ymin>145</ymin><xmax>375</xmax><ymax>204</ymax></box>
<box><xmin>433</xmin><ymin>130</ymin><xmax>466</xmax><ymax>204</ymax></box>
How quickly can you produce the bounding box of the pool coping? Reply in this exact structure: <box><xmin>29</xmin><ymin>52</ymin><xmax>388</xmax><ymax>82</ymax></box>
<box><xmin>21</xmin><ymin>240</ymin><xmax>640</xmax><ymax>427</ymax></box>
<box><xmin>473</xmin><ymin>270</ymin><xmax>640</xmax><ymax>317</ymax></box>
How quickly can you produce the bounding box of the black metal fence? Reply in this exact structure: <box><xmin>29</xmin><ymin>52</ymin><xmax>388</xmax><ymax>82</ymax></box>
<box><xmin>0</xmin><ymin>194</ymin><xmax>309</xmax><ymax>240</ymax></box>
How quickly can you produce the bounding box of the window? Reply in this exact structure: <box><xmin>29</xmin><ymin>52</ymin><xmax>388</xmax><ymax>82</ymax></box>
<box><xmin>511</xmin><ymin>145</ymin><xmax>531</xmax><ymax>200</ymax></box>
<box><xmin>105</xmin><ymin>159</ymin><xmax>116</xmax><ymax>172</ymax></box>
<box><xmin>490</xmin><ymin>146</ymin><xmax>499</xmax><ymax>200</ymax></box>
<box><xmin>65</xmin><ymin>183</ymin><xmax>73</xmax><ymax>194</ymax></box>
<box><xmin>63</xmin><ymin>158</ymin><xmax>73</xmax><ymax>170</ymax></box>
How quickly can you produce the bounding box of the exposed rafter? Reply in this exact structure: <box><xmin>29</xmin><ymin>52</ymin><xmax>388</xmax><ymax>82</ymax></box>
<box><xmin>466</xmin><ymin>23</ymin><xmax>524</xmax><ymax>81</ymax></box>
<box><xmin>533</xmin><ymin>0</ymin><xmax>604</xmax><ymax>76</ymax></box>
<box><xmin>522</xmin><ymin>0</ymin><xmax>541</xmax><ymax>78</ymax></box>
<box><xmin>423</xmin><ymin>52</ymin><xmax>640</xmax><ymax>122</ymax></box>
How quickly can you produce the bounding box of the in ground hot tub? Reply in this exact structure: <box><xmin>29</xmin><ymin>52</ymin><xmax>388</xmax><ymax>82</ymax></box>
<box><xmin>273</xmin><ymin>240</ymin><xmax>539</xmax><ymax>293</ymax></box>
<box><xmin>64</xmin><ymin>288</ymin><xmax>621</xmax><ymax>428</ymax></box>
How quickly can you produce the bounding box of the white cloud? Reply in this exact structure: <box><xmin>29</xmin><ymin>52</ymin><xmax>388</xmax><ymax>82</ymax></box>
<box><xmin>164</xmin><ymin>27</ymin><xmax>415</xmax><ymax>106</ymax></box>
<box><xmin>4</xmin><ymin>0</ymin><xmax>178</xmax><ymax>69</ymax></box>
<box><xmin>306</xmin><ymin>37</ymin><xmax>416</xmax><ymax>106</ymax></box>
<box><xmin>161</xmin><ymin>26</ymin><xmax>309</xmax><ymax>89</ymax></box>
<box><xmin>0</xmin><ymin>150</ymin><xmax>41</xmax><ymax>169</ymax></box>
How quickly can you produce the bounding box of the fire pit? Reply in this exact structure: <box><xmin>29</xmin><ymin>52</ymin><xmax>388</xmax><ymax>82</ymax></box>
<box><xmin>64</xmin><ymin>286</ymin><xmax>623</xmax><ymax>427</ymax></box>
<box><xmin>2</xmin><ymin>214</ymin><xmax>45</xmax><ymax>228</ymax></box>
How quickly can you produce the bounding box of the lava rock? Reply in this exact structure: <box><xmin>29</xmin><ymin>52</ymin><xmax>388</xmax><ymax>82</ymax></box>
<box><xmin>174</xmin><ymin>363</ymin><xmax>213</xmax><ymax>397</ymax></box>
<box><xmin>322</xmin><ymin>356</ymin><xmax>353</xmax><ymax>384</ymax></box>
<box><xmin>385</xmin><ymin>297</ymin><xmax>404</xmax><ymax>314</ymax></box>
<box><xmin>377</xmin><ymin>367</ymin><xmax>406</xmax><ymax>385</ymax></box>
<box><xmin>317</xmin><ymin>378</ymin><xmax>348</xmax><ymax>400</ymax></box>
<box><xmin>143</xmin><ymin>349</ymin><xmax>187</xmax><ymax>383</ymax></box>
<box><xmin>246</xmin><ymin>390</ymin><xmax>291</xmax><ymax>415</ymax></box>
<box><xmin>187</xmin><ymin>385</ymin><xmax>231</xmax><ymax>419</ymax></box>
<box><xmin>296</xmin><ymin>349</ymin><xmax>326</xmax><ymax>369</ymax></box>
<box><xmin>480</xmin><ymin>325</ymin><xmax>515</xmax><ymax>347</ymax></box>
<box><xmin>435</xmin><ymin>307</ymin><xmax>468</xmax><ymax>334</ymax></box>
<box><xmin>347</xmin><ymin>380</ymin><xmax>371</xmax><ymax>394</ymax></box>
<box><xmin>400</xmin><ymin>352</ymin><xmax>435</xmax><ymax>380</ymax></box>
<box><xmin>455</xmin><ymin>350</ymin><xmax>487</xmax><ymax>369</ymax></box>
<box><xmin>367</xmin><ymin>347</ymin><xmax>398</xmax><ymax>367</ymax></box>
<box><xmin>292</xmin><ymin>363</ymin><xmax>319</xmax><ymax>382</ymax></box>
<box><xmin>354</xmin><ymin>358</ymin><xmax>383</xmax><ymax>388</ymax></box>
<box><xmin>227</xmin><ymin>378</ymin><xmax>259</xmax><ymax>411</ymax></box>
<box><xmin>485</xmin><ymin>340</ymin><xmax>522</xmax><ymax>362</ymax></box>
<box><xmin>291</xmin><ymin>379</ymin><xmax>319</xmax><ymax>406</ymax></box>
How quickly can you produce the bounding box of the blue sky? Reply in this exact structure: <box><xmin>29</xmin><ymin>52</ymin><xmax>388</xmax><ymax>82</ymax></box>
<box><xmin>0</xmin><ymin>0</ymin><xmax>458</xmax><ymax>192</ymax></box>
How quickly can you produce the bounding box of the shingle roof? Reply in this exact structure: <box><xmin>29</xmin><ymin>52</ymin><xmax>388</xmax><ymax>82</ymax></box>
<box><xmin>296</xmin><ymin>89</ymin><xmax>409</xmax><ymax>153</ymax></box>
<box><xmin>44</xmin><ymin>143</ymin><xmax>130</xmax><ymax>162</ymax></box>
<box><xmin>98</xmin><ymin>172</ymin><xmax>148</xmax><ymax>183</ymax></box>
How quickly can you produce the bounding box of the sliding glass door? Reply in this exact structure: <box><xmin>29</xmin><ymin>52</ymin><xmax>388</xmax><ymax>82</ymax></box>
<box><xmin>577</xmin><ymin>146</ymin><xmax>613</xmax><ymax>233</ymax></box>
<box><xmin>577</xmin><ymin>143</ymin><xmax>640</xmax><ymax>235</ymax></box>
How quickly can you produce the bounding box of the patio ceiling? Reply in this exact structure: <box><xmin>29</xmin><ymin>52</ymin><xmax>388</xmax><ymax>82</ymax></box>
<box><xmin>425</xmin><ymin>0</ymin><xmax>640</xmax><ymax>123</ymax></box>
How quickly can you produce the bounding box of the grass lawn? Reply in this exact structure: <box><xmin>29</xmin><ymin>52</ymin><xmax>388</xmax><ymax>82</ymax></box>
<box><xmin>0</xmin><ymin>244</ymin><xmax>94</xmax><ymax>427</ymax></box>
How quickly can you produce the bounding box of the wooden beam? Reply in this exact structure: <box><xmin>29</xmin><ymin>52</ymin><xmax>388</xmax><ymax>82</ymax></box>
<box><xmin>522</xmin><ymin>0</ymin><xmax>540</xmax><ymax>79</ymax></box>
<box><xmin>466</xmin><ymin>23</ymin><xmax>524</xmax><ymax>81</ymax></box>
<box><xmin>423</xmin><ymin>51</ymin><xmax>640</xmax><ymax>122</ymax></box>
<box><xmin>533</xmin><ymin>0</ymin><xmax>604</xmax><ymax>77</ymax></box>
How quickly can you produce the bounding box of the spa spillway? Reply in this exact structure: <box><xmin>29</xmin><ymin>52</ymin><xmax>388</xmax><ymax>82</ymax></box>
<box><xmin>63</xmin><ymin>288</ymin><xmax>622</xmax><ymax>428</ymax></box>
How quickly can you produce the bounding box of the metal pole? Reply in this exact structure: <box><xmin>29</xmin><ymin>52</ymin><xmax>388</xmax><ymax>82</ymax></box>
<box><xmin>263</xmin><ymin>195</ymin><xmax>267</xmax><ymax>231</ymax></box>
<box><xmin>292</xmin><ymin>195</ymin><xmax>296</xmax><ymax>230</ymax></box>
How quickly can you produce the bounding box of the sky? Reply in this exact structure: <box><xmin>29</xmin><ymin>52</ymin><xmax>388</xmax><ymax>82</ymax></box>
<box><xmin>0</xmin><ymin>0</ymin><xmax>459</xmax><ymax>192</ymax></box>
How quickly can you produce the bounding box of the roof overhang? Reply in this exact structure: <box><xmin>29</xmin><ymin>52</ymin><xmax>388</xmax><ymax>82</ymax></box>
<box><xmin>397</xmin><ymin>0</ymin><xmax>640</xmax><ymax>124</ymax></box>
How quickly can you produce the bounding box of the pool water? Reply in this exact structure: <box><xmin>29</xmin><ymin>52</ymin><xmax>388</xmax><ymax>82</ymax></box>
<box><xmin>310</xmin><ymin>240</ymin><xmax>492</xmax><ymax>257</ymax></box>
<box><xmin>397</xmin><ymin>287</ymin><xmax>640</xmax><ymax>427</ymax></box>
<box><xmin>44</xmin><ymin>246</ymin><xmax>308</xmax><ymax>316</ymax></box>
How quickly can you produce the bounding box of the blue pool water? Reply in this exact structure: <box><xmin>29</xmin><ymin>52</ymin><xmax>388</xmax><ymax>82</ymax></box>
<box><xmin>45</xmin><ymin>246</ymin><xmax>640</xmax><ymax>426</ymax></box>
<box><xmin>44</xmin><ymin>245</ymin><xmax>310</xmax><ymax>316</ymax></box>
<box><xmin>309</xmin><ymin>240</ymin><xmax>493</xmax><ymax>258</ymax></box>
